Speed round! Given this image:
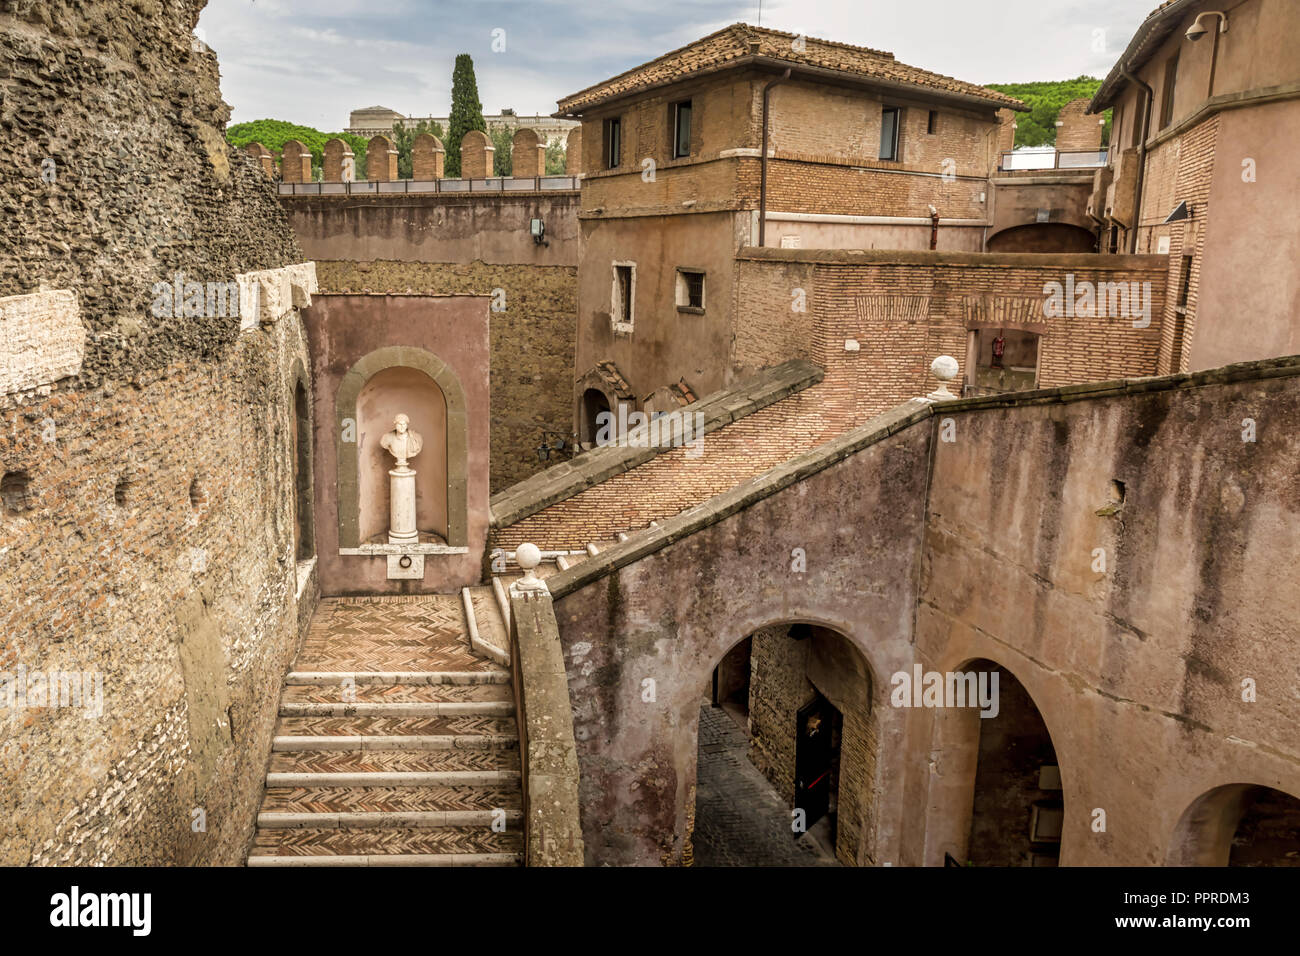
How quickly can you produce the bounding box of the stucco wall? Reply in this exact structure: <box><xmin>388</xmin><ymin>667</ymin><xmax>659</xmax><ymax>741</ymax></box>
<box><xmin>545</xmin><ymin>360</ymin><xmax>1300</xmax><ymax>866</ymax></box>
<box><xmin>301</xmin><ymin>294</ymin><xmax>490</xmax><ymax>595</ymax></box>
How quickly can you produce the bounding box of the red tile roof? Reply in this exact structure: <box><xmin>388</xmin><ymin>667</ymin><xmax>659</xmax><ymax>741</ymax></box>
<box><xmin>555</xmin><ymin>22</ymin><xmax>1026</xmax><ymax>115</ymax></box>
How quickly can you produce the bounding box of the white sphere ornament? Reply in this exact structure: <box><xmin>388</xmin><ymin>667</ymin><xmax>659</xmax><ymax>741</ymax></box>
<box><xmin>516</xmin><ymin>542</ymin><xmax>542</xmax><ymax>573</ymax></box>
<box><xmin>931</xmin><ymin>355</ymin><xmax>959</xmax><ymax>382</ymax></box>
<box><xmin>927</xmin><ymin>355</ymin><xmax>959</xmax><ymax>401</ymax></box>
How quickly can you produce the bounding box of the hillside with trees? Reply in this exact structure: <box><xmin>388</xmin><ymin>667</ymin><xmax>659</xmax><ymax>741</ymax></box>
<box><xmin>984</xmin><ymin>77</ymin><xmax>1111</xmax><ymax>148</ymax></box>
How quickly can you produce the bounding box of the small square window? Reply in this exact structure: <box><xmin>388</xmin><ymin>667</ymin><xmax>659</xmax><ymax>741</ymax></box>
<box><xmin>676</xmin><ymin>268</ymin><xmax>705</xmax><ymax>312</ymax></box>
<box><xmin>880</xmin><ymin>107</ymin><xmax>901</xmax><ymax>160</ymax></box>
<box><xmin>672</xmin><ymin>100</ymin><xmax>693</xmax><ymax>158</ymax></box>
<box><xmin>604</xmin><ymin>116</ymin><xmax>622</xmax><ymax>169</ymax></box>
<box><xmin>927</xmin><ymin>110</ymin><xmax>938</xmax><ymax>135</ymax></box>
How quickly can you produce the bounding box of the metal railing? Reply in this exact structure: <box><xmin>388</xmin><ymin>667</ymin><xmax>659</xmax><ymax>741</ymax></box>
<box><xmin>998</xmin><ymin>149</ymin><xmax>1108</xmax><ymax>172</ymax></box>
<box><xmin>277</xmin><ymin>175</ymin><xmax>580</xmax><ymax>196</ymax></box>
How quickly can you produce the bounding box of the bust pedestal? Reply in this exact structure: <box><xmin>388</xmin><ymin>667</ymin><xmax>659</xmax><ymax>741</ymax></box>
<box><xmin>388</xmin><ymin>466</ymin><xmax>418</xmax><ymax>545</ymax></box>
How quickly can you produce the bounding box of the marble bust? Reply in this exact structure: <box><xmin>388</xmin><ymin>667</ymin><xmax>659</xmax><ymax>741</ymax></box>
<box><xmin>380</xmin><ymin>413</ymin><xmax>423</xmax><ymax>470</ymax></box>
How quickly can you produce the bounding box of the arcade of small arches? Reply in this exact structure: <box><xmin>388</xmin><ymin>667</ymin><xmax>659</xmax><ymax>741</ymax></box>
<box><xmin>689</xmin><ymin>620</ymin><xmax>1300</xmax><ymax>867</ymax></box>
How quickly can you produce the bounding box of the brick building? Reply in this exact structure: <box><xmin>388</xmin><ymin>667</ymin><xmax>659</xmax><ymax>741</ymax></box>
<box><xmin>1088</xmin><ymin>0</ymin><xmax>1300</xmax><ymax>372</ymax></box>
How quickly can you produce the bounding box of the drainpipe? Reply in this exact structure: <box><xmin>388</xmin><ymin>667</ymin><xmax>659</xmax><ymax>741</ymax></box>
<box><xmin>1121</xmin><ymin>63</ymin><xmax>1154</xmax><ymax>254</ymax></box>
<box><xmin>928</xmin><ymin>205</ymin><xmax>940</xmax><ymax>250</ymax></box>
<box><xmin>758</xmin><ymin>67</ymin><xmax>792</xmax><ymax>248</ymax></box>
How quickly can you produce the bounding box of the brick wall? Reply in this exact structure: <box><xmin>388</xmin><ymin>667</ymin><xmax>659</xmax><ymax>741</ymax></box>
<box><xmin>1136</xmin><ymin>115</ymin><xmax>1219</xmax><ymax>374</ymax></box>
<box><xmin>315</xmin><ymin>260</ymin><xmax>577</xmax><ymax>492</ymax></box>
<box><xmin>736</xmin><ymin>249</ymin><xmax>1169</xmax><ymax>420</ymax></box>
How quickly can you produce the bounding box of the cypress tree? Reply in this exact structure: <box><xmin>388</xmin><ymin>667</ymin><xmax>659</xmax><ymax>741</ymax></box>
<box><xmin>446</xmin><ymin>54</ymin><xmax>487</xmax><ymax>177</ymax></box>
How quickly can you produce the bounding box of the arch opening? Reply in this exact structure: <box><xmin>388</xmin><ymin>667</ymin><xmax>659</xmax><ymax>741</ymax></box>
<box><xmin>579</xmin><ymin>387</ymin><xmax>611</xmax><ymax>448</ymax></box>
<box><xmin>1169</xmin><ymin>784</ymin><xmax>1300</xmax><ymax>866</ymax></box>
<box><xmin>691</xmin><ymin>622</ymin><xmax>876</xmax><ymax>867</ymax></box>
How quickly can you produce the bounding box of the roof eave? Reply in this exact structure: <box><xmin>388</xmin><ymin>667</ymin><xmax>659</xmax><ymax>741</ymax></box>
<box><xmin>555</xmin><ymin>53</ymin><xmax>1025</xmax><ymax>118</ymax></box>
<box><xmin>1088</xmin><ymin>0</ymin><xmax>1200</xmax><ymax>113</ymax></box>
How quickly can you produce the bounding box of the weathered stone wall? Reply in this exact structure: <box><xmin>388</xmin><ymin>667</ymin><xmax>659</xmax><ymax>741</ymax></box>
<box><xmin>0</xmin><ymin>0</ymin><xmax>314</xmax><ymax>864</ymax></box>
<box><xmin>543</xmin><ymin>359</ymin><xmax>1300</xmax><ymax>866</ymax></box>
<box><xmin>315</xmin><ymin>260</ymin><xmax>577</xmax><ymax>492</ymax></box>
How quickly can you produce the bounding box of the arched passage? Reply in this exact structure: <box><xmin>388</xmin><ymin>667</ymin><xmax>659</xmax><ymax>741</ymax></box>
<box><xmin>1168</xmin><ymin>784</ymin><xmax>1300</xmax><ymax>866</ymax></box>
<box><xmin>927</xmin><ymin>659</ymin><xmax>1065</xmax><ymax>866</ymax></box>
<box><xmin>986</xmin><ymin>222</ymin><xmax>1097</xmax><ymax>253</ymax></box>
<box><xmin>690</xmin><ymin>622</ymin><xmax>876</xmax><ymax>866</ymax></box>
<box><xmin>579</xmin><ymin>387</ymin><xmax>611</xmax><ymax>447</ymax></box>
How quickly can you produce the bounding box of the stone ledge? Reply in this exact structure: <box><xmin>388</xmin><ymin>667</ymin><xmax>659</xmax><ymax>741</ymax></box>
<box><xmin>509</xmin><ymin>587</ymin><xmax>585</xmax><ymax>866</ymax></box>
<box><xmin>236</xmin><ymin>261</ymin><xmax>318</xmax><ymax>331</ymax></box>
<box><xmin>736</xmin><ymin>246</ymin><xmax>1170</xmax><ymax>270</ymax></box>
<box><xmin>547</xmin><ymin>353</ymin><xmax>1300</xmax><ymax>598</ymax></box>
<box><xmin>339</xmin><ymin>544</ymin><xmax>469</xmax><ymax>555</ymax></box>
<box><xmin>489</xmin><ymin>359</ymin><xmax>824</xmax><ymax>528</ymax></box>
<box><xmin>0</xmin><ymin>288</ymin><xmax>85</xmax><ymax>396</ymax></box>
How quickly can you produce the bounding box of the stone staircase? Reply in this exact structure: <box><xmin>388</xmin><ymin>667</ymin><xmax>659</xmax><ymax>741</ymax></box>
<box><xmin>246</xmin><ymin>595</ymin><xmax>523</xmax><ymax>867</ymax></box>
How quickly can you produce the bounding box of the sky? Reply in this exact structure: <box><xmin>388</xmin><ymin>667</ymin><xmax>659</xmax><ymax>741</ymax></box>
<box><xmin>197</xmin><ymin>0</ymin><xmax>1153</xmax><ymax>129</ymax></box>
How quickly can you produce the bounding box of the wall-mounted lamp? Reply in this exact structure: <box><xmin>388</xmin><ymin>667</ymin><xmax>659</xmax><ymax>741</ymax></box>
<box><xmin>530</xmin><ymin>217</ymin><xmax>548</xmax><ymax>247</ymax></box>
<box><xmin>536</xmin><ymin>430</ymin><xmax>568</xmax><ymax>461</ymax></box>
<box><xmin>1186</xmin><ymin>11</ymin><xmax>1227</xmax><ymax>41</ymax></box>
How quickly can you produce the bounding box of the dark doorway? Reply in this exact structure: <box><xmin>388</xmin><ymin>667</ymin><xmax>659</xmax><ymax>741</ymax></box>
<box><xmin>795</xmin><ymin>690</ymin><xmax>842</xmax><ymax>837</ymax></box>
<box><xmin>580</xmin><ymin>388</ymin><xmax>611</xmax><ymax>448</ymax></box>
<box><xmin>712</xmin><ymin>636</ymin><xmax>751</xmax><ymax>725</ymax></box>
<box><xmin>966</xmin><ymin>661</ymin><xmax>1063</xmax><ymax>866</ymax></box>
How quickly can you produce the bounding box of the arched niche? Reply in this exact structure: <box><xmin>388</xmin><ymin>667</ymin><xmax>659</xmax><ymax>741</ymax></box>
<box><xmin>289</xmin><ymin>358</ymin><xmax>315</xmax><ymax>561</ymax></box>
<box><xmin>336</xmin><ymin>346</ymin><xmax>468</xmax><ymax>548</ymax></box>
<box><xmin>357</xmin><ymin>366</ymin><xmax>448</xmax><ymax>543</ymax></box>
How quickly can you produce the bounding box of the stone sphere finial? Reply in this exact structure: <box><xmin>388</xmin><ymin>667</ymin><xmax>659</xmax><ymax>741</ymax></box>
<box><xmin>516</xmin><ymin>542</ymin><xmax>542</xmax><ymax>579</ymax></box>
<box><xmin>926</xmin><ymin>355</ymin><xmax>959</xmax><ymax>401</ymax></box>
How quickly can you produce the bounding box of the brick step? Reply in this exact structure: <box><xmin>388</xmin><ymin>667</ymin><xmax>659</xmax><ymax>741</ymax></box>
<box><xmin>260</xmin><ymin>785</ymin><xmax>522</xmax><ymax>814</ymax></box>
<box><xmin>274</xmin><ymin>714</ymin><xmax>518</xmax><ymax>738</ymax></box>
<box><xmin>285</xmin><ymin>670</ymin><xmax>510</xmax><ymax>686</ymax></box>
<box><xmin>247</xmin><ymin>852</ymin><xmax>520</xmax><ymax>867</ymax></box>
<box><xmin>265</xmin><ymin>770</ymin><xmax>519</xmax><ymax>788</ymax></box>
<box><xmin>249</xmin><ymin>825</ymin><xmax>523</xmax><ymax>858</ymax></box>
<box><xmin>257</xmin><ymin>809</ymin><xmax>525</xmax><ymax>829</ymax></box>
<box><xmin>268</xmin><ymin>748</ymin><xmax>520</xmax><ymax>775</ymax></box>
<box><xmin>281</xmin><ymin>682</ymin><xmax>513</xmax><ymax>704</ymax></box>
<box><xmin>279</xmin><ymin>700</ymin><xmax>514</xmax><ymax>718</ymax></box>
<box><xmin>271</xmin><ymin>733</ymin><xmax>518</xmax><ymax>752</ymax></box>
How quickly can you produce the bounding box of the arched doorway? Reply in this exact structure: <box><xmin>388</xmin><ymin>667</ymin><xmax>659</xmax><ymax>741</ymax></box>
<box><xmin>929</xmin><ymin>659</ymin><xmax>1064</xmax><ymax>866</ymax></box>
<box><xmin>1168</xmin><ymin>784</ymin><xmax>1300</xmax><ymax>866</ymax></box>
<box><xmin>691</xmin><ymin>622</ymin><xmax>875</xmax><ymax>866</ymax></box>
<box><xmin>579</xmin><ymin>387</ymin><xmax>611</xmax><ymax>448</ymax></box>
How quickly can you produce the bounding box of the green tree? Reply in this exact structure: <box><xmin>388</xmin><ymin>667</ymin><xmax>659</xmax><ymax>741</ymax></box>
<box><xmin>226</xmin><ymin>119</ymin><xmax>368</xmax><ymax>179</ymax></box>
<box><xmin>391</xmin><ymin>119</ymin><xmax>446</xmax><ymax>179</ymax></box>
<box><xmin>490</xmin><ymin>125</ymin><xmax>513</xmax><ymax>176</ymax></box>
<box><xmin>983</xmin><ymin>77</ymin><xmax>1112</xmax><ymax>148</ymax></box>
<box><xmin>446</xmin><ymin>53</ymin><xmax>487</xmax><ymax>177</ymax></box>
<box><xmin>544</xmin><ymin>140</ymin><xmax>566</xmax><ymax>175</ymax></box>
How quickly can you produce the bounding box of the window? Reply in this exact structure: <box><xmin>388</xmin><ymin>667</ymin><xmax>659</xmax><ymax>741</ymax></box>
<box><xmin>927</xmin><ymin>110</ymin><xmax>938</xmax><ymax>135</ymax></box>
<box><xmin>1159</xmin><ymin>56</ymin><xmax>1179</xmax><ymax>129</ymax></box>
<box><xmin>675</xmin><ymin>268</ymin><xmax>705</xmax><ymax>312</ymax></box>
<box><xmin>604</xmin><ymin>116</ymin><xmax>622</xmax><ymax>169</ymax></box>
<box><xmin>1176</xmin><ymin>254</ymin><xmax>1193</xmax><ymax>311</ymax></box>
<box><xmin>611</xmin><ymin>263</ymin><xmax>634</xmax><ymax>332</ymax></box>
<box><xmin>879</xmin><ymin>107</ymin><xmax>901</xmax><ymax>160</ymax></box>
<box><xmin>672</xmin><ymin>100</ymin><xmax>693</xmax><ymax>158</ymax></box>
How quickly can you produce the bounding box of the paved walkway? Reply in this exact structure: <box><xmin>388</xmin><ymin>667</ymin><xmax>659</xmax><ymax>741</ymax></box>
<box><xmin>693</xmin><ymin>703</ymin><xmax>839</xmax><ymax>867</ymax></box>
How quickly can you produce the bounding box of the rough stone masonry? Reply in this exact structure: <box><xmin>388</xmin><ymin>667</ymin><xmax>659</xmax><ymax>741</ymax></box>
<box><xmin>0</xmin><ymin>0</ymin><xmax>316</xmax><ymax>864</ymax></box>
